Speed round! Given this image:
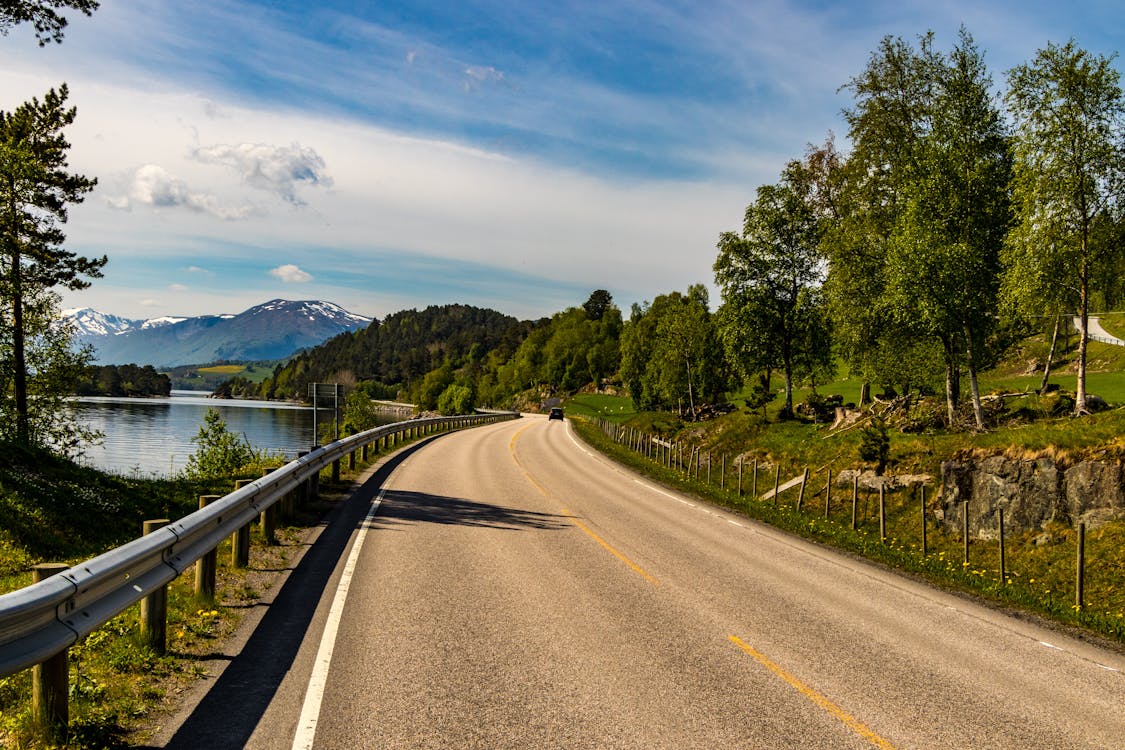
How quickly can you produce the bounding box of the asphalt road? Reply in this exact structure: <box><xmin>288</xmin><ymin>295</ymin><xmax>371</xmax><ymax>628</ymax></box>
<box><xmin>159</xmin><ymin>415</ymin><xmax>1125</xmax><ymax>749</ymax></box>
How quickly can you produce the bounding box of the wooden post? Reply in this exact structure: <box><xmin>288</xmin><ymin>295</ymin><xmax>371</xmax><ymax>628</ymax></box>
<box><xmin>707</xmin><ymin>452</ymin><xmax>712</xmax><ymax>485</ymax></box>
<box><xmin>772</xmin><ymin>464</ymin><xmax>781</xmax><ymax>506</ymax></box>
<box><xmin>920</xmin><ymin>485</ymin><xmax>927</xmax><ymax>556</ymax></box>
<box><xmin>1076</xmin><ymin>522</ymin><xmax>1086</xmax><ymax>610</ymax></box>
<box><xmin>878</xmin><ymin>484</ymin><xmax>886</xmax><ymax>542</ymax></box>
<box><xmin>752</xmin><ymin>459</ymin><xmax>758</xmax><ymax>498</ymax></box>
<box><xmin>348</xmin><ymin>449</ymin><xmax>356</xmax><ymax>471</ymax></box>
<box><xmin>737</xmin><ymin>459</ymin><xmax>743</xmax><ymax>497</ymax></box>
<box><xmin>721</xmin><ymin>454</ymin><xmax>726</xmax><ymax>490</ymax></box>
<box><xmin>195</xmin><ymin>494</ymin><xmax>221</xmax><ymax>599</ymax></box>
<box><xmin>999</xmin><ymin>507</ymin><xmax>1006</xmax><ymax>584</ymax></box>
<box><xmin>963</xmin><ymin>500</ymin><xmax>970</xmax><ymax>565</ymax></box>
<box><xmin>332</xmin><ymin>458</ymin><xmax>341</xmax><ymax>482</ymax></box>
<box><xmin>361</xmin><ymin>443</ymin><xmax>369</xmax><ymax>461</ymax></box>
<box><xmin>824</xmin><ymin>469</ymin><xmax>832</xmax><ymax>519</ymax></box>
<box><xmin>851</xmin><ymin>475</ymin><xmax>858</xmax><ymax>530</ymax></box>
<box><xmin>141</xmin><ymin>519</ymin><xmax>170</xmax><ymax>652</ymax></box>
<box><xmin>32</xmin><ymin>563</ymin><xmax>70</xmax><ymax>740</ymax></box>
<box><xmin>796</xmin><ymin>467</ymin><xmax>809</xmax><ymax>512</ymax></box>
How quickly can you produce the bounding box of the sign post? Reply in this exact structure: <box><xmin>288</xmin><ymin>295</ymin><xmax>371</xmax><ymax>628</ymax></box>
<box><xmin>308</xmin><ymin>383</ymin><xmax>344</xmax><ymax>446</ymax></box>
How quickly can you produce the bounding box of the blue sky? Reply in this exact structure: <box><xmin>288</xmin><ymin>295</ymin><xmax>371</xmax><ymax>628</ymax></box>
<box><xmin>1</xmin><ymin>0</ymin><xmax>1121</xmax><ymax>321</ymax></box>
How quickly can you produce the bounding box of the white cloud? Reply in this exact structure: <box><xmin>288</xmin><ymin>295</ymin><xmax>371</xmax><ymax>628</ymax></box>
<box><xmin>269</xmin><ymin>264</ymin><xmax>313</xmax><ymax>283</ymax></box>
<box><xmin>110</xmin><ymin>163</ymin><xmax>256</xmax><ymax>220</ymax></box>
<box><xmin>169</xmin><ymin>283</ymin><xmax>189</xmax><ymax>291</ymax></box>
<box><xmin>191</xmin><ymin>142</ymin><xmax>332</xmax><ymax>205</ymax></box>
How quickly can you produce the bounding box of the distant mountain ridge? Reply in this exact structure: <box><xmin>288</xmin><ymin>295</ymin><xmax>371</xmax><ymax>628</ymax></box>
<box><xmin>63</xmin><ymin>299</ymin><xmax>373</xmax><ymax>367</ymax></box>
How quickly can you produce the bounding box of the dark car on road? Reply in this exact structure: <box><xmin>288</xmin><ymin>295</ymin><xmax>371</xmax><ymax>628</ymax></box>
<box><xmin>548</xmin><ymin>407</ymin><xmax>564</xmax><ymax>420</ymax></box>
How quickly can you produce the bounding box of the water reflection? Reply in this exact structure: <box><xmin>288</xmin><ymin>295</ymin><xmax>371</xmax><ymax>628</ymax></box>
<box><xmin>72</xmin><ymin>391</ymin><xmax>317</xmax><ymax>477</ymax></box>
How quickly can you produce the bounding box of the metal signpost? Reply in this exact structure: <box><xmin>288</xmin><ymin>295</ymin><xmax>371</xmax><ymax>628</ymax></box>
<box><xmin>308</xmin><ymin>383</ymin><xmax>344</xmax><ymax>446</ymax></box>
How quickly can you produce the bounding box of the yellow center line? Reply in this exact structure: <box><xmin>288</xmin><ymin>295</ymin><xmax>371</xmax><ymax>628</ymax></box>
<box><xmin>509</xmin><ymin>422</ymin><xmax>658</xmax><ymax>586</ymax></box>
<box><xmin>728</xmin><ymin>635</ymin><xmax>897</xmax><ymax>750</ymax></box>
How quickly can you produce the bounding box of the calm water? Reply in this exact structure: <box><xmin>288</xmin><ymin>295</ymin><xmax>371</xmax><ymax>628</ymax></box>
<box><xmin>71</xmin><ymin>390</ymin><xmax>320</xmax><ymax>477</ymax></box>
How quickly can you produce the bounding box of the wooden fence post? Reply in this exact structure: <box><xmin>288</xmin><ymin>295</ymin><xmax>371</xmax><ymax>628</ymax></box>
<box><xmin>963</xmin><ymin>500</ymin><xmax>970</xmax><ymax>565</ymax></box>
<box><xmin>851</xmin><ymin>475</ymin><xmax>858</xmax><ymax>530</ymax></box>
<box><xmin>999</xmin><ymin>507</ymin><xmax>1006</xmax><ymax>584</ymax></box>
<box><xmin>1076</xmin><ymin>522</ymin><xmax>1086</xmax><ymax>610</ymax></box>
<box><xmin>195</xmin><ymin>495</ymin><xmax>221</xmax><ymax>599</ymax></box>
<box><xmin>772</xmin><ymin>464</ymin><xmax>781</xmax><ymax>506</ymax></box>
<box><xmin>920</xmin><ymin>485</ymin><xmax>927</xmax><ymax>556</ymax></box>
<box><xmin>141</xmin><ymin>519</ymin><xmax>170</xmax><ymax>652</ymax></box>
<box><xmin>878</xmin><ymin>484</ymin><xmax>886</xmax><ymax>542</ymax></box>
<box><xmin>824</xmin><ymin>468</ymin><xmax>831</xmax><ymax>519</ymax></box>
<box><xmin>32</xmin><ymin>563</ymin><xmax>70</xmax><ymax>740</ymax></box>
<box><xmin>796</xmin><ymin>467</ymin><xmax>809</xmax><ymax>512</ymax></box>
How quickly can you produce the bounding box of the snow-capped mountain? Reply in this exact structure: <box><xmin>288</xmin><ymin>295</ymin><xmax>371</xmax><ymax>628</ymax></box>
<box><xmin>65</xmin><ymin>299</ymin><xmax>373</xmax><ymax>367</ymax></box>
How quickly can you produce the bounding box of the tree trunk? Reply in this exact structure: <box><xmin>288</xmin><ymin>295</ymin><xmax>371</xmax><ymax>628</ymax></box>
<box><xmin>858</xmin><ymin>381</ymin><xmax>871</xmax><ymax>407</ymax></box>
<box><xmin>942</xmin><ymin>337</ymin><xmax>957</xmax><ymax>427</ymax></box>
<box><xmin>1039</xmin><ymin>315</ymin><xmax>1060</xmax><ymax>394</ymax></box>
<box><xmin>964</xmin><ymin>327</ymin><xmax>985</xmax><ymax>431</ymax></box>
<box><xmin>1075</xmin><ymin>229</ymin><xmax>1090</xmax><ymax>415</ymax></box>
<box><xmin>11</xmin><ymin>249</ymin><xmax>28</xmax><ymax>444</ymax></box>
<box><xmin>684</xmin><ymin>357</ymin><xmax>697</xmax><ymax>421</ymax></box>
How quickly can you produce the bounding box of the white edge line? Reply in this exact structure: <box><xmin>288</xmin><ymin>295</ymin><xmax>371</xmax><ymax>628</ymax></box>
<box><xmin>291</xmin><ymin>488</ymin><xmax>387</xmax><ymax>750</ymax></box>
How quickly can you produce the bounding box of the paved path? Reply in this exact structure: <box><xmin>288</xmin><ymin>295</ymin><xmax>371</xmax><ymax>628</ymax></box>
<box><xmin>158</xmin><ymin>416</ymin><xmax>1125</xmax><ymax>749</ymax></box>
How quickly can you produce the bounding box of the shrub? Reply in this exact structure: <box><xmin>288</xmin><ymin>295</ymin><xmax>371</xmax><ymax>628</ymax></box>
<box><xmin>182</xmin><ymin>409</ymin><xmax>256</xmax><ymax>478</ymax></box>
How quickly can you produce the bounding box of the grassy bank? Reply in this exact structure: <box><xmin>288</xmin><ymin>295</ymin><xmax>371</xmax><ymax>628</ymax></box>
<box><xmin>566</xmin><ymin>399</ymin><xmax>1125</xmax><ymax>646</ymax></box>
<box><xmin>0</xmin><ymin>441</ymin><xmax>397</xmax><ymax>749</ymax></box>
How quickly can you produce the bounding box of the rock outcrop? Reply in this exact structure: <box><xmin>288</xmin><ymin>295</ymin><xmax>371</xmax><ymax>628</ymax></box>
<box><xmin>939</xmin><ymin>456</ymin><xmax>1125</xmax><ymax>537</ymax></box>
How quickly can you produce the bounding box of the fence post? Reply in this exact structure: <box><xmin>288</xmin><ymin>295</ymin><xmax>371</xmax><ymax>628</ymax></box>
<box><xmin>999</xmin><ymin>507</ymin><xmax>1006</xmax><ymax>584</ymax></box>
<box><xmin>721</xmin><ymin>454</ymin><xmax>726</xmax><ymax>490</ymax></box>
<box><xmin>752</xmin><ymin>459</ymin><xmax>758</xmax><ymax>498</ymax></box>
<box><xmin>963</xmin><ymin>500</ymin><xmax>970</xmax><ymax>565</ymax></box>
<box><xmin>772</xmin><ymin>464</ymin><xmax>781</xmax><ymax>506</ymax></box>
<box><xmin>332</xmin><ymin>458</ymin><xmax>341</xmax><ymax>483</ymax></box>
<box><xmin>195</xmin><ymin>494</ymin><xmax>221</xmax><ymax>599</ymax></box>
<box><xmin>141</xmin><ymin>519</ymin><xmax>171</xmax><ymax>651</ymax></box>
<box><xmin>796</xmin><ymin>467</ymin><xmax>809</xmax><ymax>512</ymax></box>
<box><xmin>1076</xmin><ymin>522</ymin><xmax>1086</xmax><ymax>610</ymax></box>
<box><xmin>878</xmin><ymin>484</ymin><xmax>887</xmax><ymax>541</ymax></box>
<box><xmin>32</xmin><ymin>563</ymin><xmax>70</xmax><ymax>741</ymax></box>
<box><xmin>920</xmin><ymin>485</ymin><xmax>927</xmax><ymax>556</ymax></box>
<box><xmin>824</xmin><ymin>469</ymin><xmax>831</xmax><ymax>519</ymax></box>
<box><xmin>362</xmin><ymin>443</ymin><xmax>369</xmax><ymax>462</ymax></box>
<box><xmin>851</xmin><ymin>475</ymin><xmax>858</xmax><ymax>530</ymax></box>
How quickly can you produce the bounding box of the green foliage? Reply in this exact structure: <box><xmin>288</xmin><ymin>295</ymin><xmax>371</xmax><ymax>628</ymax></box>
<box><xmin>621</xmin><ymin>286</ymin><xmax>728</xmax><ymax>417</ymax></box>
<box><xmin>182</xmin><ymin>409</ymin><xmax>256</xmax><ymax>479</ymax></box>
<box><xmin>0</xmin><ymin>84</ymin><xmax>106</xmax><ymax>445</ymax></box>
<box><xmin>858</xmin><ymin>417</ymin><xmax>891</xmax><ymax>474</ymax></box>
<box><xmin>436</xmin><ymin>383</ymin><xmax>473</xmax><ymax>415</ymax></box>
<box><xmin>0</xmin><ymin>291</ymin><xmax>101</xmax><ymax>455</ymax></box>
<box><xmin>1005</xmin><ymin>40</ymin><xmax>1125</xmax><ymax>414</ymax></box>
<box><xmin>343</xmin><ymin>388</ymin><xmax>382</xmax><ymax>433</ymax></box>
<box><xmin>0</xmin><ymin>0</ymin><xmax>99</xmax><ymax>46</ymax></box>
<box><xmin>73</xmin><ymin>363</ymin><xmax>171</xmax><ymax>397</ymax></box>
<box><xmin>715</xmin><ymin>157</ymin><xmax>831</xmax><ymax>417</ymax></box>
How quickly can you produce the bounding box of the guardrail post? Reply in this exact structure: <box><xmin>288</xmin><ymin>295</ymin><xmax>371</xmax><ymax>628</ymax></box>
<box><xmin>297</xmin><ymin>451</ymin><xmax>310</xmax><ymax>509</ymax></box>
<box><xmin>308</xmin><ymin>450</ymin><xmax>320</xmax><ymax>502</ymax></box>
<box><xmin>331</xmin><ymin>458</ymin><xmax>341</xmax><ymax>483</ymax></box>
<box><xmin>361</xmin><ymin>443</ymin><xmax>369</xmax><ymax>462</ymax></box>
<box><xmin>195</xmin><ymin>495</ymin><xmax>221</xmax><ymax>599</ymax></box>
<box><xmin>32</xmin><ymin>563</ymin><xmax>69</xmax><ymax>741</ymax></box>
<box><xmin>141</xmin><ymin>519</ymin><xmax>171</xmax><ymax>651</ymax></box>
<box><xmin>231</xmin><ymin>479</ymin><xmax>254</xmax><ymax>564</ymax></box>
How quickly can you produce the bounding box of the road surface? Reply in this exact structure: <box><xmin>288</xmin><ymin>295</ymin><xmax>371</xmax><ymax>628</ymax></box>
<box><xmin>158</xmin><ymin>415</ymin><xmax>1125</xmax><ymax>749</ymax></box>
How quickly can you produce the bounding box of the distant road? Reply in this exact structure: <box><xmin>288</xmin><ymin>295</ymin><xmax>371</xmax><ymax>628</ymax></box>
<box><xmin>1077</xmin><ymin>316</ymin><xmax>1125</xmax><ymax>346</ymax></box>
<box><xmin>160</xmin><ymin>416</ymin><xmax>1125</xmax><ymax>749</ymax></box>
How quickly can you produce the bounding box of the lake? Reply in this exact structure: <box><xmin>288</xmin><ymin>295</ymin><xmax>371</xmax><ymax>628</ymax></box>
<box><xmin>71</xmin><ymin>390</ymin><xmax>326</xmax><ymax>477</ymax></box>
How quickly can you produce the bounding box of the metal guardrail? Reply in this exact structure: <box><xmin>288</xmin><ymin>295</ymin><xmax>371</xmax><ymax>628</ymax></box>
<box><xmin>0</xmin><ymin>411</ymin><xmax>517</xmax><ymax>678</ymax></box>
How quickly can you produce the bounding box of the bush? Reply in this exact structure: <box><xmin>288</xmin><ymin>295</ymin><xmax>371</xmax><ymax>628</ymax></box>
<box><xmin>437</xmin><ymin>384</ymin><xmax>474</xmax><ymax>415</ymax></box>
<box><xmin>182</xmin><ymin>409</ymin><xmax>256</xmax><ymax>478</ymax></box>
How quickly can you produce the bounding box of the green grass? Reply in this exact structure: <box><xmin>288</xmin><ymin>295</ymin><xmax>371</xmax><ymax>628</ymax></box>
<box><xmin>571</xmin><ymin>414</ymin><xmax>1125</xmax><ymax>644</ymax></box>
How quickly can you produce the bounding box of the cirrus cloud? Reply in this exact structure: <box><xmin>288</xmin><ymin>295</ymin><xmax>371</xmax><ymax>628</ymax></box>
<box><xmin>269</xmin><ymin>264</ymin><xmax>313</xmax><ymax>283</ymax></box>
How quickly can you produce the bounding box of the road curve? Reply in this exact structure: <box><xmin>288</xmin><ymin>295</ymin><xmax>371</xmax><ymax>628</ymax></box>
<box><xmin>176</xmin><ymin>416</ymin><xmax>1124</xmax><ymax>749</ymax></box>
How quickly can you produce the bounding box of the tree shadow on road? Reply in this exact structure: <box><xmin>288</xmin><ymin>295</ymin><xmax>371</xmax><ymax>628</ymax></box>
<box><xmin>373</xmin><ymin>489</ymin><xmax>570</xmax><ymax>531</ymax></box>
